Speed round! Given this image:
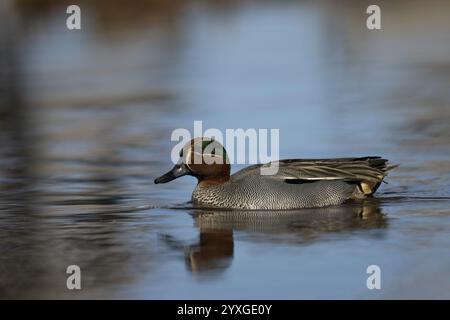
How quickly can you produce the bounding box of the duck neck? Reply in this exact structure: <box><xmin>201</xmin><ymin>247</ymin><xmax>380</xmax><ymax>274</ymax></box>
<box><xmin>197</xmin><ymin>164</ymin><xmax>230</xmax><ymax>186</ymax></box>
<box><xmin>198</xmin><ymin>175</ymin><xmax>230</xmax><ymax>186</ymax></box>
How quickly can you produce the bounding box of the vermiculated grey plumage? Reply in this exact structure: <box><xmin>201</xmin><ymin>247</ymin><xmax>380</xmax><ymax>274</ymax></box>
<box><xmin>192</xmin><ymin>157</ymin><xmax>395</xmax><ymax>210</ymax></box>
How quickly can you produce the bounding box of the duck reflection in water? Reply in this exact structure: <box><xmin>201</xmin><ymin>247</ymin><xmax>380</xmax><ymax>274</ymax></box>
<box><xmin>160</xmin><ymin>199</ymin><xmax>388</xmax><ymax>275</ymax></box>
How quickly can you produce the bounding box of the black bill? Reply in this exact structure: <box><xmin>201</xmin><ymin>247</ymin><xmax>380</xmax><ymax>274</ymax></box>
<box><xmin>154</xmin><ymin>163</ymin><xmax>190</xmax><ymax>184</ymax></box>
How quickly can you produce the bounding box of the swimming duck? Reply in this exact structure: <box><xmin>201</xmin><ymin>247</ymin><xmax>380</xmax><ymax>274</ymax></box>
<box><xmin>154</xmin><ymin>138</ymin><xmax>396</xmax><ymax>209</ymax></box>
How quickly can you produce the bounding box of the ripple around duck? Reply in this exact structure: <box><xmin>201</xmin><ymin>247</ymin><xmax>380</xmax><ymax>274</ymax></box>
<box><xmin>1</xmin><ymin>0</ymin><xmax>450</xmax><ymax>299</ymax></box>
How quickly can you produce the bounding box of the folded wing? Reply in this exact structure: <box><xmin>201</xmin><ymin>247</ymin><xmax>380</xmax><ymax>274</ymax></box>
<box><xmin>260</xmin><ymin>157</ymin><xmax>397</xmax><ymax>195</ymax></box>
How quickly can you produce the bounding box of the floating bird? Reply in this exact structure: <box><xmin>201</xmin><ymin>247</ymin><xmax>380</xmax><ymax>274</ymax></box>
<box><xmin>155</xmin><ymin>138</ymin><xmax>396</xmax><ymax>209</ymax></box>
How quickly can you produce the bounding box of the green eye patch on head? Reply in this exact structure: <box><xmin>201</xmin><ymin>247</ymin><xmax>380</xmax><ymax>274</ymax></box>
<box><xmin>193</xmin><ymin>138</ymin><xmax>228</xmax><ymax>163</ymax></box>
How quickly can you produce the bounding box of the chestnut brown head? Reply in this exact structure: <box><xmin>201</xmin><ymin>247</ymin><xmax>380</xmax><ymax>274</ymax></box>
<box><xmin>154</xmin><ymin>137</ymin><xmax>230</xmax><ymax>184</ymax></box>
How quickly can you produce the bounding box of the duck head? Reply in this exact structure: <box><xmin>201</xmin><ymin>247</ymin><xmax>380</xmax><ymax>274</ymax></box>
<box><xmin>154</xmin><ymin>137</ymin><xmax>230</xmax><ymax>185</ymax></box>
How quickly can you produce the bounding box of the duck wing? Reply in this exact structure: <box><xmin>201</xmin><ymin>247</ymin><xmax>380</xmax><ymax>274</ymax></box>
<box><xmin>255</xmin><ymin>156</ymin><xmax>397</xmax><ymax>195</ymax></box>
